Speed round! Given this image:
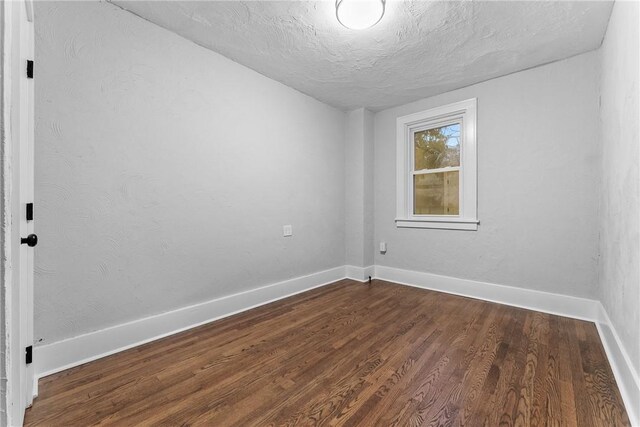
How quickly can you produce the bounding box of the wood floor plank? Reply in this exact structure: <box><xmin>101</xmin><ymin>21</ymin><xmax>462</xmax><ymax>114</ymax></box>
<box><xmin>24</xmin><ymin>280</ymin><xmax>631</xmax><ymax>426</ymax></box>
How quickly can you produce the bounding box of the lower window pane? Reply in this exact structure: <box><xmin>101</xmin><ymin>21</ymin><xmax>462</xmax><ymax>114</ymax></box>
<box><xmin>414</xmin><ymin>171</ymin><xmax>459</xmax><ymax>215</ymax></box>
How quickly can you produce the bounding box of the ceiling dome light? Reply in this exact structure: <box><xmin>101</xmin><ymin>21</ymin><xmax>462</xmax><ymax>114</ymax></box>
<box><xmin>336</xmin><ymin>0</ymin><xmax>385</xmax><ymax>30</ymax></box>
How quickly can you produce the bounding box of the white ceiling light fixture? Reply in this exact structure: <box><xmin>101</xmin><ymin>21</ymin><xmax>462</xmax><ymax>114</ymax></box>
<box><xmin>336</xmin><ymin>0</ymin><xmax>385</xmax><ymax>30</ymax></box>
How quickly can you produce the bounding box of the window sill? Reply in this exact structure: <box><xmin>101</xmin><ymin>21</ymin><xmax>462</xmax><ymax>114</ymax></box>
<box><xmin>395</xmin><ymin>218</ymin><xmax>479</xmax><ymax>231</ymax></box>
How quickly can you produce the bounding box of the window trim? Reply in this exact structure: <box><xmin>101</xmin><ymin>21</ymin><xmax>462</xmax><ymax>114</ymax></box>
<box><xmin>396</xmin><ymin>98</ymin><xmax>478</xmax><ymax>231</ymax></box>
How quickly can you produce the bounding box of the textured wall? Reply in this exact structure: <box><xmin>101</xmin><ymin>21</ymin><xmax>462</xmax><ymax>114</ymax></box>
<box><xmin>34</xmin><ymin>1</ymin><xmax>345</xmax><ymax>345</ymax></box>
<box><xmin>374</xmin><ymin>52</ymin><xmax>601</xmax><ymax>298</ymax></box>
<box><xmin>0</xmin><ymin>1</ymin><xmax>6</xmax><ymax>422</ymax></box>
<box><xmin>598</xmin><ymin>0</ymin><xmax>640</xmax><ymax>375</ymax></box>
<box><xmin>344</xmin><ymin>110</ymin><xmax>365</xmax><ymax>267</ymax></box>
<box><xmin>344</xmin><ymin>108</ymin><xmax>374</xmax><ymax>267</ymax></box>
<box><xmin>363</xmin><ymin>110</ymin><xmax>374</xmax><ymax>267</ymax></box>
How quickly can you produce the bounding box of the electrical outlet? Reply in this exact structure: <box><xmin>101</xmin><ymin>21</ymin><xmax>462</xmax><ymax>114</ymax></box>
<box><xmin>283</xmin><ymin>225</ymin><xmax>293</xmax><ymax>237</ymax></box>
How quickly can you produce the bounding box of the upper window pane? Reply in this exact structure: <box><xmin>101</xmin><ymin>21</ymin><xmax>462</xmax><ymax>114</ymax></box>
<box><xmin>414</xmin><ymin>123</ymin><xmax>461</xmax><ymax>171</ymax></box>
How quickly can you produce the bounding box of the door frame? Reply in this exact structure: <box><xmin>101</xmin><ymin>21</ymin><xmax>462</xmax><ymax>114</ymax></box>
<box><xmin>2</xmin><ymin>0</ymin><xmax>36</xmax><ymax>425</ymax></box>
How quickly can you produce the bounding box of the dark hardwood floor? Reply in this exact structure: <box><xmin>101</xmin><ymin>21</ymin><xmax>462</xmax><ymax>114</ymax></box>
<box><xmin>25</xmin><ymin>279</ymin><xmax>630</xmax><ymax>426</ymax></box>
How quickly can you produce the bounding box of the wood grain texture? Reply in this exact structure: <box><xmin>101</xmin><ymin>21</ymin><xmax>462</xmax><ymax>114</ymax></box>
<box><xmin>24</xmin><ymin>280</ymin><xmax>630</xmax><ymax>426</ymax></box>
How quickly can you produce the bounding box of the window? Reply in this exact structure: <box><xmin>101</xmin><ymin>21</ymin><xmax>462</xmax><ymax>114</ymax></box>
<box><xmin>396</xmin><ymin>99</ymin><xmax>478</xmax><ymax>230</ymax></box>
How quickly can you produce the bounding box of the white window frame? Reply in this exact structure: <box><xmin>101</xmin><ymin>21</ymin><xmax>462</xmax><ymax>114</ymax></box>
<box><xmin>396</xmin><ymin>98</ymin><xmax>478</xmax><ymax>230</ymax></box>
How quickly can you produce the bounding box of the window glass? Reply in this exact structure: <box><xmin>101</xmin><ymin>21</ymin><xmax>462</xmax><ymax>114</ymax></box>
<box><xmin>414</xmin><ymin>171</ymin><xmax>460</xmax><ymax>215</ymax></box>
<box><xmin>414</xmin><ymin>123</ymin><xmax>461</xmax><ymax>171</ymax></box>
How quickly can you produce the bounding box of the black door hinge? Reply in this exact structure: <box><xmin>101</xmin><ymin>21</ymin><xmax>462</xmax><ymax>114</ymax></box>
<box><xmin>26</xmin><ymin>60</ymin><xmax>34</xmax><ymax>79</ymax></box>
<box><xmin>25</xmin><ymin>345</ymin><xmax>32</xmax><ymax>364</ymax></box>
<box><xmin>26</xmin><ymin>203</ymin><xmax>33</xmax><ymax>221</ymax></box>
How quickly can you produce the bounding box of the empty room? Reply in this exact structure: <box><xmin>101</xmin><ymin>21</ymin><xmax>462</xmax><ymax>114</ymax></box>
<box><xmin>1</xmin><ymin>0</ymin><xmax>639</xmax><ymax>425</ymax></box>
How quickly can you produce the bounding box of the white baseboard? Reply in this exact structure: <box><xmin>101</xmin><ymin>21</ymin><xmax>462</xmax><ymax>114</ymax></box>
<box><xmin>345</xmin><ymin>265</ymin><xmax>374</xmax><ymax>282</ymax></box>
<box><xmin>374</xmin><ymin>265</ymin><xmax>600</xmax><ymax>321</ymax></box>
<box><xmin>595</xmin><ymin>303</ymin><xmax>640</xmax><ymax>426</ymax></box>
<box><xmin>34</xmin><ymin>266</ymin><xmax>346</xmax><ymax>381</ymax></box>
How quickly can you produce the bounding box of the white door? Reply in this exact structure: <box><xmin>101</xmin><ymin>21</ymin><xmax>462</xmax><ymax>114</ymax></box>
<box><xmin>4</xmin><ymin>0</ymin><xmax>36</xmax><ymax>423</ymax></box>
<box><xmin>19</xmin><ymin>0</ymin><xmax>36</xmax><ymax>409</ymax></box>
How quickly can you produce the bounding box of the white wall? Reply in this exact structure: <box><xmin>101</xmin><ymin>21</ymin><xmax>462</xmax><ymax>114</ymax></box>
<box><xmin>0</xmin><ymin>2</ymin><xmax>6</xmax><ymax>422</ymax></box>
<box><xmin>363</xmin><ymin>109</ymin><xmax>375</xmax><ymax>268</ymax></box>
<box><xmin>344</xmin><ymin>108</ymin><xmax>374</xmax><ymax>269</ymax></box>
<box><xmin>598</xmin><ymin>0</ymin><xmax>640</xmax><ymax>376</ymax></box>
<box><xmin>34</xmin><ymin>1</ymin><xmax>345</xmax><ymax>345</ymax></box>
<box><xmin>374</xmin><ymin>51</ymin><xmax>601</xmax><ymax>299</ymax></box>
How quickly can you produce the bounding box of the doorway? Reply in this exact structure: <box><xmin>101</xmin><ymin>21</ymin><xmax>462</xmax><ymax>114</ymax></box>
<box><xmin>2</xmin><ymin>0</ymin><xmax>36</xmax><ymax>425</ymax></box>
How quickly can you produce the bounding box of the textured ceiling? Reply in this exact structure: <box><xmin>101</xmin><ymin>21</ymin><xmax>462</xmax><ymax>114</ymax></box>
<box><xmin>110</xmin><ymin>1</ymin><xmax>613</xmax><ymax>111</ymax></box>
